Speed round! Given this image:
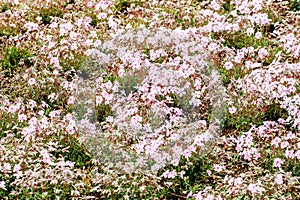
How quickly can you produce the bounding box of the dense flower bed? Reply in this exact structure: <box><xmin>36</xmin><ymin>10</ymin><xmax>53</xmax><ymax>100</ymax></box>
<box><xmin>0</xmin><ymin>0</ymin><xmax>300</xmax><ymax>199</ymax></box>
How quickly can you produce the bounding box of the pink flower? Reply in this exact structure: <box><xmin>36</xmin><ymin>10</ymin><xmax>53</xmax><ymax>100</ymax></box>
<box><xmin>295</xmin><ymin>150</ymin><xmax>300</xmax><ymax>159</ymax></box>
<box><xmin>280</xmin><ymin>141</ymin><xmax>289</xmax><ymax>149</ymax></box>
<box><xmin>255</xmin><ymin>32</ymin><xmax>262</xmax><ymax>39</ymax></box>
<box><xmin>241</xmin><ymin>150</ymin><xmax>251</xmax><ymax>161</ymax></box>
<box><xmin>97</xmin><ymin>12</ymin><xmax>107</xmax><ymax>20</ymax></box>
<box><xmin>258</xmin><ymin>48</ymin><xmax>269</xmax><ymax>59</ymax></box>
<box><xmin>207</xmin><ymin>170</ymin><xmax>212</xmax><ymax>176</ymax></box>
<box><xmin>183</xmin><ymin>149</ymin><xmax>192</xmax><ymax>159</ymax></box>
<box><xmin>24</xmin><ymin>22</ymin><xmax>39</xmax><ymax>32</ymax></box>
<box><xmin>67</xmin><ymin>96</ymin><xmax>75</xmax><ymax>105</ymax></box>
<box><xmin>131</xmin><ymin>115</ymin><xmax>142</xmax><ymax>123</ymax></box>
<box><xmin>3</xmin><ymin>163</ymin><xmax>11</xmax><ymax>172</ymax></box>
<box><xmin>106</xmin><ymin>116</ymin><xmax>114</xmax><ymax>123</ymax></box>
<box><xmin>162</xmin><ymin>170</ymin><xmax>177</xmax><ymax>179</ymax></box>
<box><xmin>275</xmin><ymin>174</ymin><xmax>283</xmax><ymax>185</ymax></box>
<box><xmin>273</xmin><ymin>158</ymin><xmax>283</xmax><ymax>168</ymax></box>
<box><xmin>229</xmin><ymin>106</ymin><xmax>237</xmax><ymax>114</ymax></box>
<box><xmin>213</xmin><ymin>164</ymin><xmax>225</xmax><ymax>173</ymax></box>
<box><xmin>271</xmin><ymin>137</ymin><xmax>281</xmax><ymax>147</ymax></box>
<box><xmin>248</xmin><ymin>184</ymin><xmax>260</xmax><ymax>194</ymax></box>
<box><xmin>18</xmin><ymin>113</ymin><xmax>27</xmax><ymax>122</ymax></box>
<box><xmin>247</xmin><ymin>28</ymin><xmax>254</xmax><ymax>36</ymax></box>
<box><xmin>13</xmin><ymin>164</ymin><xmax>21</xmax><ymax>173</ymax></box>
<box><xmin>285</xmin><ymin>150</ymin><xmax>294</xmax><ymax>159</ymax></box>
<box><xmin>0</xmin><ymin>181</ymin><xmax>6</xmax><ymax>190</ymax></box>
<box><xmin>87</xmin><ymin>1</ymin><xmax>93</xmax><ymax>8</ymax></box>
<box><xmin>28</xmin><ymin>78</ymin><xmax>36</xmax><ymax>86</ymax></box>
<box><xmin>234</xmin><ymin>177</ymin><xmax>243</xmax><ymax>186</ymax></box>
<box><xmin>224</xmin><ymin>62</ymin><xmax>233</xmax><ymax>70</ymax></box>
<box><xmin>210</xmin><ymin>1</ymin><xmax>220</xmax><ymax>10</ymax></box>
<box><xmin>95</xmin><ymin>1</ymin><xmax>108</xmax><ymax>10</ymax></box>
<box><xmin>66</xmin><ymin>123</ymin><xmax>75</xmax><ymax>135</ymax></box>
<box><xmin>96</xmin><ymin>96</ymin><xmax>103</xmax><ymax>105</ymax></box>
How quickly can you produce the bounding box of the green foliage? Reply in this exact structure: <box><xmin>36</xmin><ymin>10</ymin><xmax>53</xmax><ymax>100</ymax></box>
<box><xmin>263</xmin><ymin>103</ymin><xmax>289</xmax><ymax>121</ymax></box>
<box><xmin>0</xmin><ymin>46</ymin><xmax>34</xmax><ymax>77</ymax></box>
<box><xmin>156</xmin><ymin>154</ymin><xmax>216</xmax><ymax>198</ymax></box>
<box><xmin>65</xmin><ymin>0</ymin><xmax>75</xmax><ymax>5</ymax></box>
<box><xmin>218</xmin><ymin>30</ymin><xmax>270</xmax><ymax>50</ymax></box>
<box><xmin>90</xmin><ymin>15</ymin><xmax>98</xmax><ymax>28</ymax></box>
<box><xmin>61</xmin><ymin>136</ymin><xmax>93</xmax><ymax>169</ymax></box>
<box><xmin>0</xmin><ymin>112</ymin><xmax>22</xmax><ymax>139</ymax></box>
<box><xmin>61</xmin><ymin>54</ymin><xmax>87</xmax><ymax>73</ymax></box>
<box><xmin>156</xmin><ymin>93</ymin><xmax>181</xmax><ymax>108</ymax></box>
<box><xmin>290</xmin><ymin>0</ymin><xmax>300</xmax><ymax>12</ymax></box>
<box><xmin>114</xmin><ymin>0</ymin><xmax>143</xmax><ymax>14</ymax></box>
<box><xmin>224</xmin><ymin>115</ymin><xmax>254</xmax><ymax>133</ymax></box>
<box><xmin>222</xmin><ymin>0</ymin><xmax>233</xmax><ymax>12</ymax></box>
<box><xmin>40</xmin><ymin>7</ymin><xmax>64</xmax><ymax>25</ymax></box>
<box><xmin>96</xmin><ymin>104</ymin><xmax>113</xmax><ymax>123</ymax></box>
<box><xmin>1</xmin><ymin>3</ymin><xmax>9</xmax><ymax>12</ymax></box>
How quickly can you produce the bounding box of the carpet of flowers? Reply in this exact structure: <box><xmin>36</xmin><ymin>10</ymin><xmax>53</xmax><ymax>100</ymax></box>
<box><xmin>0</xmin><ymin>0</ymin><xmax>300</xmax><ymax>199</ymax></box>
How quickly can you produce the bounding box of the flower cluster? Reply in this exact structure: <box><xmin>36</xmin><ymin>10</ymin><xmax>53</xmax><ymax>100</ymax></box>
<box><xmin>0</xmin><ymin>0</ymin><xmax>300</xmax><ymax>199</ymax></box>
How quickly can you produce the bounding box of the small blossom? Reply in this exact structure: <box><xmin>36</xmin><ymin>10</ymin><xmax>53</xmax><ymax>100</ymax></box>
<box><xmin>247</xmin><ymin>28</ymin><xmax>254</xmax><ymax>36</ymax></box>
<box><xmin>106</xmin><ymin>116</ymin><xmax>114</xmax><ymax>123</ymax></box>
<box><xmin>280</xmin><ymin>141</ymin><xmax>289</xmax><ymax>149</ymax></box>
<box><xmin>28</xmin><ymin>78</ymin><xmax>36</xmax><ymax>86</ymax></box>
<box><xmin>229</xmin><ymin>106</ymin><xmax>237</xmax><ymax>114</ymax></box>
<box><xmin>87</xmin><ymin>1</ymin><xmax>93</xmax><ymax>8</ymax></box>
<box><xmin>248</xmin><ymin>183</ymin><xmax>265</xmax><ymax>194</ymax></box>
<box><xmin>234</xmin><ymin>177</ymin><xmax>243</xmax><ymax>186</ymax></box>
<box><xmin>0</xmin><ymin>181</ymin><xmax>6</xmax><ymax>190</ymax></box>
<box><xmin>18</xmin><ymin>113</ymin><xmax>27</xmax><ymax>122</ymax></box>
<box><xmin>275</xmin><ymin>174</ymin><xmax>283</xmax><ymax>185</ymax></box>
<box><xmin>271</xmin><ymin>137</ymin><xmax>281</xmax><ymax>147</ymax></box>
<box><xmin>224</xmin><ymin>61</ymin><xmax>233</xmax><ymax>70</ymax></box>
<box><xmin>273</xmin><ymin>158</ymin><xmax>283</xmax><ymax>168</ymax></box>
<box><xmin>67</xmin><ymin>96</ymin><xmax>75</xmax><ymax>105</ymax></box>
<box><xmin>213</xmin><ymin>164</ymin><xmax>225</xmax><ymax>173</ymax></box>
<box><xmin>96</xmin><ymin>96</ymin><xmax>103</xmax><ymax>105</ymax></box>
<box><xmin>255</xmin><ymin>32</ymin><xmax>263</xmax><ymax>39</ymax></box>
<box><xmin>285</xmin><ymin>150</ymin><xmax>294</xmax><ymax>159</ymax></box>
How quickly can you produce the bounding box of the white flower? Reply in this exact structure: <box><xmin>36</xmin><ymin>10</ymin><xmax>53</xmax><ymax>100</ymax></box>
<box><xmin>275</xmin><ymin>174</ymin><xmax>283</xmax><ymax>185</ymax></box>
<box><xmin>28</xmin><ymin>78</ymin><xmax>36</xmax><ymax>86</ymax></box>
<box><xmin>224</xmin><ymin>61</ymin><xmax>233</xmax><ymax>70</ymax></box>
<box><xmin>0</xmin><ymin>181</ymin><xmax>6</xmax><ymax>190</ymax></box>
<box><xmin>229</xmin><ymin>106</ymin><xmax>237</xmax><ymax>114</ymax></box>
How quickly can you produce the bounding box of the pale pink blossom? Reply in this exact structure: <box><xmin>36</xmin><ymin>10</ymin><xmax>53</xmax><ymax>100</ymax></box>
<box><xmin>224</xmin><ymin>62</ymin><xmax>233</xmax><ymax>70</ymax></box>
<box><xmin>255</xmin><ymin>32</ymin><xmax>263</xmax><ymax>39</ymax></box>
<box><xmin>271</xmin><ymin>137</ymin><xmax>281</xmax><ymax>147</ymax></box>
<box><xmin>285</xmin><ymin>150</ymin><xmax>294</xmax><ymax>159</ymax></box>
<box><xmin>273</xmin><ymin>158</ymin><xmax>283</xmax><ymax>168</ymax></box>
<box><xmin>28</xmin><ymin>78</ymin><xmax>36</xmax><ymax>86</ymax></box>
<box><xmin>87</xmin><ymin>1</ymin><xmax>93</xmax><ymax>8</ymax></box>
<box><xmin>275</xmin><ymin>174</ymin><xmax>283</xmax><ymax>185</ymax></box>
<box><xmin>229</xmin><ymin>106</ymin><xmax>237</xmax><ymax>114</ymax></box>
<box><xmin>213</xmin><ymin>164</ymin><xmax>225</xmax><ymax>173</ymax></box>
<box><xmin>248</xmin><ymin>183</ymin><xmax>265</xmax><ymax>194</ymax></box>
<box><xmin>0</xmin><ymin>181</ymin><xmax>6</xmax><ymax>190</ymax></box>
